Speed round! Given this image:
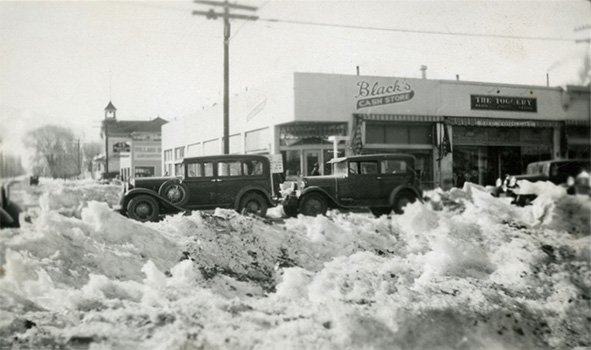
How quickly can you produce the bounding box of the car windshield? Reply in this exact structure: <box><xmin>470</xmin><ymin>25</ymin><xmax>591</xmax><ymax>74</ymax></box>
<box><xmin>334</xmin><ymin>161</ymin><xmax>348</xmax><ymax>176</ymax></box>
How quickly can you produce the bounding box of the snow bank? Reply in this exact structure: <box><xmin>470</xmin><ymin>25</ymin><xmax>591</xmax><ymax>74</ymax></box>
<box><xmin>0</xmin><ymin>178</ymin><xmax>589</xmax><ymax>349</ymax></box>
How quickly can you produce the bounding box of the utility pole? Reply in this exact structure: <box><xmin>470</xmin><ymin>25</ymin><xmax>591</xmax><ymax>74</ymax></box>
<box><xmin>193</xmin><ymin>0</ymin><xmax>258</xmax><ymax>154</ymax></box>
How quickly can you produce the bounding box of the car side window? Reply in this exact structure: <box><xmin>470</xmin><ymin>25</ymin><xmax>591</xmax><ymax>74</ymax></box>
<box><xmin>204</xmin><ymin>162</ymin><xmax>214</xmax><ymax>177</ymax></box>
<box><xmin>218</xmin><ymin>161</ymin><xmax>242</xmax><ymax>177</ymax></box>
<box><xmin>381</xmin><ymin>160</ymin><xmax>407</xmax><ymax>174</ymax></box>
<box><xmin>187</xmin><ymin>163</ymin><xmax>202</xmax><ymax>177</ymax></box>
<box><xmin>348</xmin><ymin>162</ymin><xmax>358</xmax><ymax>174</ymax></box>
<box><xmin>360</xmin><ymin>161</ymin><xmax>378</xmax><ymax>174</ymax></box>
<box><xmin>243</xmin><ymin>160</ymin><xmax>264</xmax><ymax>176</ymax></box>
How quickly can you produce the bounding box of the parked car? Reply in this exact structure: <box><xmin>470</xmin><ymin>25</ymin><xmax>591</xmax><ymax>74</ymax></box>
<box><xmin>1</xmin><ymin>181</ymin><xmax>22</xmax><ymax>229</ymax></box>
<box><xmin>120</xmin><ymin>154</ymin><xmax>278</xmax><ymax>222</ymax></box>
<box><xmin>281</xmin><ymin>154</ymin><xmax>423</xmax><ymax>217</ymax></box>
<box><xmin>498</xmin><ymin>159</ymin><xmax>590</xmax><ymax>206</ymax></box>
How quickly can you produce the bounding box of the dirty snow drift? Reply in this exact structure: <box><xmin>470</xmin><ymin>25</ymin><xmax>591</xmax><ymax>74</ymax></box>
<box><xmin>0</xmin><ymin>178</ymin><xmax>589</xmax><ymax>350</ymax></box>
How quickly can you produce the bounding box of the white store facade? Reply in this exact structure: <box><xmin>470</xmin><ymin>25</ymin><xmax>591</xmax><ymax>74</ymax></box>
<box><xmin>162</xmin><ymin>72</ymin><xmax>589</xmax><ymax>189</ymax></box>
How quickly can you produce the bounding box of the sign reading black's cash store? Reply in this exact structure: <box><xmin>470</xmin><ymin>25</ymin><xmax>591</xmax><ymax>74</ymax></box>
<box><xmin>471</xmin><ymin>95</ymin><xmax>537</xmax><ymax>112</ymax></box>
<box><xmin>355</xmin><ymin>80</ymin><xmax>415</xmax><ymax>109</ymax></box>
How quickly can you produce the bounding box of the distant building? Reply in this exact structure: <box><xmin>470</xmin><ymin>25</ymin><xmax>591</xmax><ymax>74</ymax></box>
<box><xmin>95</xmin><ymin>101</ymin><xmax>168</xmax><ymax>180</ymax></box>
<box><xmin>161</xmin><ymin>73</ymin><xmax>590</xmax><ymax>189</ymax></box>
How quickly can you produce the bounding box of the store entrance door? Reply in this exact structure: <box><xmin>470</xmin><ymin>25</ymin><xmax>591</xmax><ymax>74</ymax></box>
<box><xmin>489</xmin><ymin>146</ymin><xmax>522</xmax><ymax>182</ymax></box>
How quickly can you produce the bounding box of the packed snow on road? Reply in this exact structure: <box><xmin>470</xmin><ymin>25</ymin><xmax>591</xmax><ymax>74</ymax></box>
<box><xmin>0</xmin><ymin>178</ymin><xmax>589</xmax><ymax>350</ymax></box>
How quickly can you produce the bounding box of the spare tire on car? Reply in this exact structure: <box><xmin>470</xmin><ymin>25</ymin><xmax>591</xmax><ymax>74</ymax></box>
<box><xmin>158</xmin><ymin>179</ymin><xmax>189</xmax><ymax>206</ymax></box>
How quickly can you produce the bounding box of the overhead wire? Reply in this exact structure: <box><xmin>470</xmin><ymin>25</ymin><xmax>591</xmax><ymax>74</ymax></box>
<box><xmin>256</xmin><ymin>17</ymin><xmax>579</xmax><ymax>43</ymax></box>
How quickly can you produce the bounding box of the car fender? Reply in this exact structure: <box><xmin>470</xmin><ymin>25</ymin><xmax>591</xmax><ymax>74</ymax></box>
<box><xmin>299</xmin><ymin>186</ymin><xmax>340</xmax><ymax>207</ymax></box>
<box><xmin>122</xmin><ymin>188</ymin><xmax>186</xmax><ymax>213</ymax></box>
<box><xmin>1</xmin><ymin>207</ymin><xmax>14</xmax><ymax>225</ymax></box>
<box><xmin>388</xmin><ymin>185</ymin><xmax>423</xmax><ymax>206</ymax></box>
<box><xmin>233</xmin><ymin>185</ymin><xmax>274</xmax><ymax>209</ymax></box>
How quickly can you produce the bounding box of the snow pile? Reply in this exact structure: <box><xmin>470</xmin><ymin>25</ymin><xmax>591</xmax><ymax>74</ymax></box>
<box><xmin>0</xmin><ymin>179</ymin><xmax>589</xmax><ymax>349</ymax></box>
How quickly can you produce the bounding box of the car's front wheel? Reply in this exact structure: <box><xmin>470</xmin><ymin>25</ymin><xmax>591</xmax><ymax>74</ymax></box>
<box><xmin>239</xmin><ymin>192</ymin><xmax>268</xmax><ymax>217</ymax></box>
<box><xmin>127</xmin><ymin>195</ymin><xmax>159</xmax><ymax>222</ymax></box>
<box><xmin>299</xmin><ymin>193</ymin><xmax>327</xmax><ymax>216</ymax></box>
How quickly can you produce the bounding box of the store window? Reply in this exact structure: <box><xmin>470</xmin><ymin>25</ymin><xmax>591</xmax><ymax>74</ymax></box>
<box><xmin>246</xmin><ymin>128</ymin><xmax>270</xmax><ymax>153</ymax></box>
<box><xmin>366</xmin><ymin>123</ymin><xmax>433</xmax><ymax>145</ymax></box>
<box><xmin>135</xmin><ymin>166</ymin><xmax>154</xmax><ymax>178</ymax></box>
<box><xmin>282</xmin><ymin>150</ymin><xmax>301</xmax><ymax>177</ymax></box>
<box><xmin>164</xmin><ymin>149</ymin><xmax>173</xmax><ymax>162</ymax></box>
<box><xmin>174</xmin><ymin>147</ymin><xmax>185</xmax><ymax>160</ymax></box>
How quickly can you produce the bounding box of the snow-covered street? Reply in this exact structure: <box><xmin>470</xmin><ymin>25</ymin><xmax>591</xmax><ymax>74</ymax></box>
<box><xmin>1</xmin><ymin>179</ymin><xmax>589</xmax><ymax>349</ymax></box>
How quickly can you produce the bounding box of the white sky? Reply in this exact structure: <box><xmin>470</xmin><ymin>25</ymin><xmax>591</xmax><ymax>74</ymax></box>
<box><xmin>1</xmin><ymin>0</ymin><xmax>590</xmax><ymax>153</ymax></box>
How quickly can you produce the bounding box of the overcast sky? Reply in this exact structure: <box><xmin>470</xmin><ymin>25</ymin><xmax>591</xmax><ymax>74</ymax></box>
<box><xmin>1</xmin><ymin>0</ymin><xmax>589</xmax><ymax>153</ymax></box>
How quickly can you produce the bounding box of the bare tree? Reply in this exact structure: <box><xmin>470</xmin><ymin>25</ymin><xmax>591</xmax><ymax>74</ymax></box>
<box><xmin>23</xmin><ymin>125</ymin><xmax>80</xmax><ymax>179</ymax></box>
<box><xmin>82</xmin><ymin>141</ymin><xmax>102</xmax><ymax>174</ymax></box>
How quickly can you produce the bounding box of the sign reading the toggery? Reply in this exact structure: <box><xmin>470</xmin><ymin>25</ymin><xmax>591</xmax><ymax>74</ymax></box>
<box><xmin>471</xmin><ymin>95</ymin><xmax>537</xmax><ymax>112</ymax></box>
<box><xmin>355</xmin><ymin>80</ymin><xmax>415</xmax><ymax>109</ymax></box>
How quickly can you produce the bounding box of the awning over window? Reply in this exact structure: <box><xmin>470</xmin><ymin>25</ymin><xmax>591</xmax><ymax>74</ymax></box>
<box><xmin>565</xmin><ymin>119</ymin><xmax>590</xmax><ymax>126</ymax></box>
<box><xmin>279</xmin><ymin>123</ymin><xmax>347</xmax><ymax>139</ymax></box>
<box><xmin>447</xmin><ymin>117</ymin><xmax>561</xmax><ymax>128</ymax></box>
<box><xmin>354</xmin><ymin>114</ymin><xmax>442</xmax><ymax>123</ymax></box>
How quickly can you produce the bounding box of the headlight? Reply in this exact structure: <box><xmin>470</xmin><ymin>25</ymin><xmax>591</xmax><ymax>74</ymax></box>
<box><xmin>508</xmin><ymin>176</ymin><xmax>517</xmax><ymax>188</ymax></box>
<box><xmin>297</xmin><ymin>178</ymin><xmax>307</xmax><ymax>190</ymax></box>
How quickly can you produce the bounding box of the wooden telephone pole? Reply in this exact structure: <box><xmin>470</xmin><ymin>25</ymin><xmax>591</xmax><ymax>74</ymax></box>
<box><xmin>193</xmin><ymin>0</ymin><xmax>258</xmax><ymax>154</ymax></box>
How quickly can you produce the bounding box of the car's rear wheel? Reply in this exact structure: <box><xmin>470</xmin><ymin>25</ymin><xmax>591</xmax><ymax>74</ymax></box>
<box><xmin>299</xmin><ymin>193</ymin><xmax>327</xmax><ymax>217</ymax></box>
<box><xmin>159</xmin><ymin>180</ymin><xmax>189</xmax><ymax>206</ymax></box>
<box><xmin>370</xmin><ymin>207</ymin><xmax>391</xmax><ymax>217</ymax></box>
<box><xmin>393</xmin><ymin>191</ymin><xmax>417</xmax><ymax>214</ymax></box>
<box><xmin>239</xmin><ymin>192</ymin><xmax>268</xmax><ymax>217</ymax></box>
<box><xmin>127</xmin><ymin>195</ymin><xmax>159</xmax><ymax>222</ymax></box>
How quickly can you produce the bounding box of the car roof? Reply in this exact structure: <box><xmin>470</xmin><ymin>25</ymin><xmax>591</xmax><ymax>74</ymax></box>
<box><xmin>183</xmin><ymin>154</ymin><xmax>270</xmax><ymax>164</ymax></box>
<box><xmin>527</xmin><ymin>159</ymin><xmax>590</xmax><ymax>167</ymax></box>
<box><xmin>328</xmin><ymin>153</ymin><xmax>416</xmax><ymax>164</ymax></box>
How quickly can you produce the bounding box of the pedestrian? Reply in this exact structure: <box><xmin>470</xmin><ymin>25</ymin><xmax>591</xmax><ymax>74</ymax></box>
<box><xmin>311</xmin><ymin>163</ymin><xmax>320</xmax><ymax>176</ymax></box>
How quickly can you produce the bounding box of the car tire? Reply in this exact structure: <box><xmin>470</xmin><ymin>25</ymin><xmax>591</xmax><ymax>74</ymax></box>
<box><xmin>370</xmin><ymin>207</ymin><xmax>391</xmax><ymax>217</ymax></box>
<box><xmin>127</xmin><ymin>195</ymin><xmax>160</xmax><ymax>222</ymax></box>
<box><xmin>393</xmin><ymin>191</ymin><xmax>417</xmax><ymax>214</ymax></box>
<box><xmin>159</xmin><ymin>180</ymin><xmax>189</xmax><ymax>206</ymax></box>
<box><xmin>239</xmin><ymin>192</ymin><xmax>268</xmax><ymax>217</ymax></box>
<box><xmin>299</xmin><ymin>193</ymin><xmax>327</xmax><ymax>217</ymax></box>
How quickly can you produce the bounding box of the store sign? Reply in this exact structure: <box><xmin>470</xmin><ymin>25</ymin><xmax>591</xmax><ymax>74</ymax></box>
<box><xmin>355</xmin><ymin>80</ymin><xmax>414</xmax><ymax>109</ymax></box>
<box><xmin>268</xmin><ymin>154</ymin><xmax>284</xmax><ymax>174</ymax></box>
<box><xmin>471</xmin><ymin>95</ymin><xmax>537</xmax><ymax>112</ymax></box>
<box><xmin>134</xmin><ymin>145</ymin><xmax>161</xmax><ymax>161</ymax></box>
<box><xmin>113</xmin><ymin>142</ymin><xmax>130</xmax><ymax>153</ymax></box>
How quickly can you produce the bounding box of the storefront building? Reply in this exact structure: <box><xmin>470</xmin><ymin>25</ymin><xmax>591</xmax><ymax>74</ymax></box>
<box><xmin>98</xmin><ymin>101</ymin><xmax>168</xmax><ymax>180</ymax></box>
<box><xmin>161</xmin><ymin>73</ymin><xmax>588</xmax><ymax>189</ymax></box>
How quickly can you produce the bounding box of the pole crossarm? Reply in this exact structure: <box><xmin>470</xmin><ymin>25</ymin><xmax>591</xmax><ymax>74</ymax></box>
<box><xmin>192</xmin><ymin>10</ymin><xmax>258</xmax><ymax>20</ymax></box>
<box><xmin>194</xmin><ymin>0</ymin><xmax>257</xmax><ymax>11</ymax></box>
<box><xmin>193</xmin><ymin>0</ymin><xmax>258</xmax><ymax>154</ymax></box>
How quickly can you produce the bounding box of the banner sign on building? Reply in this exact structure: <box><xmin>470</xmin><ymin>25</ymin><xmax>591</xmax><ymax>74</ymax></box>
<box><xmin>355</xmin><ymin>80</ymin><xmax>415</xmax><ymax>109</ymax></box>
<box><xmin>471</xmin><ymin>95</ymin><xmax>537</xmax><ymax>112</ymax></box>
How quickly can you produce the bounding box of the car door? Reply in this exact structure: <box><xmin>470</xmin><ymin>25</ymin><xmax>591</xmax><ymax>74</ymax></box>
<box><xmin>184</xmin><ymin>161</ymin><xmax>218</xmax><ymax>208</ymax></box>
<box><xmin>337</xmin><ymin>160</ymin><xmax>384</xmax><ymax>206</ymax></box>
<box><xmin>379</xmin><ymin>159</ymin><xmax>413</xmax><ymax>199</ymax></box>
<box><xmin>213</xmin><ymin>160</ymin><xmax>245</xmax><ymax>207</ymax></box>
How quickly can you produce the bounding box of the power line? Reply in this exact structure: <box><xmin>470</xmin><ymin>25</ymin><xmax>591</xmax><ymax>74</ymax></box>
<box><xmin>257</xmin><ymin>17</ymin><xmax>578</xmax><ymax>43</ymax></box>
<box><xmin>114</xmin><ymin>1</ymin><xmax>579</xmax><ymax>43</ymax></box>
